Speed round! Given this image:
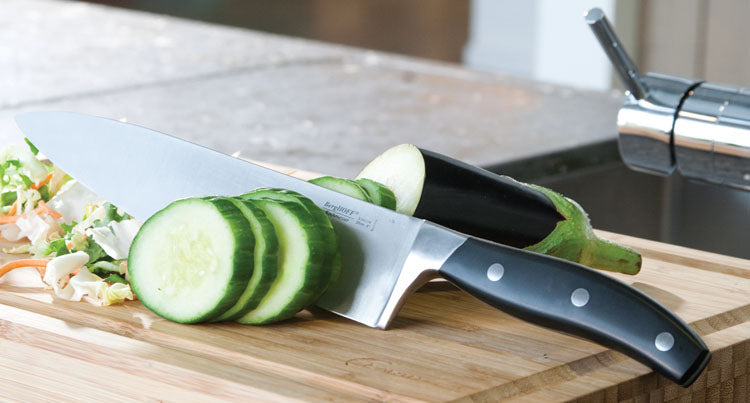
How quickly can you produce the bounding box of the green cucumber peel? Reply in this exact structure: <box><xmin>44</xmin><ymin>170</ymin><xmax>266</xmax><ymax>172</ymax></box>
<box><xmin>233</xmin><ymin>197</ymin><xmax>329</xmax><ymax>324</ymax></box>
<box><xmin>238</xmin><ymin>188</ymin><xmax>341</xmax><ymax>297</ymax></box>
<box><xmin>355</xmin><ymin>178</ymin><xmax>397</xmax><ymax>210</ymax></box>
<box><xmin>308</xmin><ymin>176</ymin><xmax>372</xmax><ymax>202</ymax></box>
<box><xmin>524</xmin><ymin>184</ymin><xmax>642</xmax><ymax>275</ymax></box>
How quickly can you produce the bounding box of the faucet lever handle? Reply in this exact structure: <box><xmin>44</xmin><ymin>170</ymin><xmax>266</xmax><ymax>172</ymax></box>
<box><xmin>585</xmin><ymin>8</ymin><xmax>648</xmax><ymax>100</ymax></box>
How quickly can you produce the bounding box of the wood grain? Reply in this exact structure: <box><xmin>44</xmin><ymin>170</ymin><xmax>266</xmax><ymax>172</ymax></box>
<box><xmin>0</xmin><ymin>167</ymin><xmax>747</xmax><ymax>402</ymax></box>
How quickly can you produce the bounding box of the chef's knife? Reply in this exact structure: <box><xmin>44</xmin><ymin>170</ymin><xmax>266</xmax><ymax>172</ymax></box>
<box><xmin>16</xmin><ymin>112</ymin><xmax>710</xmax><ymax>386</ymax></box>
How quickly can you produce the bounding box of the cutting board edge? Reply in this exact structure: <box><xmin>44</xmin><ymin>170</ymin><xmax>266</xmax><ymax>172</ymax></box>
<box><xmin>455</xmin><ymin>321</ymin><xmax>750</xmax><ymax>403</ymax></box>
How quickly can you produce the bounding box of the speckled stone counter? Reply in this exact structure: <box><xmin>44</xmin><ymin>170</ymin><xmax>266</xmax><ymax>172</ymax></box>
<box><xmin>2</xmin><ymin>0</ymin><xmax>623</xmax><ymax>177</ymax></box>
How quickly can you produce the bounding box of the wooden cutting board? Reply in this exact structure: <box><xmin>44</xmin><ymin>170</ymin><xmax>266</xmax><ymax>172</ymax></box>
<box><xmin>0</xmin><ymin>164</ymin><xmax>747</xmax><ymax>402</ymax></box>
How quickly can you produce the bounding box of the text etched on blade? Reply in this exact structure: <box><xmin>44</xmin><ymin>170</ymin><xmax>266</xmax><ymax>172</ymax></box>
<box><xmin>323</xmin><ymin>201</ymin><xmax>377</xmax><ymax>231</ymax></box>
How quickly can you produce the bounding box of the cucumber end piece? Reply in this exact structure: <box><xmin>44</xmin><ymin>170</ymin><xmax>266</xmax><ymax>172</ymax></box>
<box><xmin>356</xmin><ymin>144</ymin><xmax>425</xmax><ymax>216</ymax></box>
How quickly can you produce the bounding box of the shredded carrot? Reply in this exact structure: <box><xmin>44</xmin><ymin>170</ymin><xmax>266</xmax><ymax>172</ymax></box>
<box><xmin>0</xmin><ymin>214</ymin><xmax>20</xmax><ymax>225</ymax></box>
<box><xmin>7</xmin><ymin>202</ymin><xmax>17</xmax><ymax>216</ymax></box>
<box><xmin>0</xmin><ymin>201</ymin><xmax>63</xmax><ymax>225</ymax></box>
<box><xmin>30</xmin><ymin>173</ymin><xmax>53</xmax><ymax>190</ymax></box>
<box><xmin>58</xmin><ymin>267</ymin><xmax>82</xmax><ymax>287</ymax></box>
<box><xmin>66</xmin><ymin>241</ymin><xmax>73</xmax><ymax>251</ymax></box>
<box><xmin>0</xmin><ymin>259</ymin><xmax>50</xmax><ymax>278</ymax></box>
<box><xmin>36</xmin><ymin>201</ymin><xmax>62</xmax><ymax>219</ymax></box>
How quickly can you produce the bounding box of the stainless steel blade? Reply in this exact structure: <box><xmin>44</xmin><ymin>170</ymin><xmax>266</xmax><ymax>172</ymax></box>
<box><xmin>15</xmin><ymin>111</ymin><xmax>464</xmax><ymax>328</ymax></box>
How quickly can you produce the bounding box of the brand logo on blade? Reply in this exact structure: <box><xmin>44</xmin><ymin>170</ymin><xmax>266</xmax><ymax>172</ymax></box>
<box><xmin>323</xmin><ymin>201</ymin><xmax>377</xmax><ymax>231</ymax></box>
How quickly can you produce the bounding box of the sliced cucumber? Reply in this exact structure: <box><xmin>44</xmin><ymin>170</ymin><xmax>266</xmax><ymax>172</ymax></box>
<box><xmin>240</xmin><ymin>188</ymin><xmax>341</xmax><ymax>286</ymax></box>
<box><xmin>234</xmin><ymin>197</ymin><xmax>330</xmax><ymax>324</ymax></box>
<box><xmin>211</xmin><ymin>197</ymin><xmax>279</xmax><ymax>322</ymax></box>
<box><xmin>355</xmin><ymin>143</ymin><xmax>425</xmax><ymax>216</ymax></box>
<box><xmin>128</xmin><ymin>197</ymin><xmax>255</xmax><ymax>323</ymax></box>
<box><xmin>308</xmin><ymin>174</ymin><xmax>396</xmax><ymax>211</ymax></box>
<box><xmin>309</xmin><ymin>176</ymin><xmax>371</xmax><ymax>202</ymax></box>
<box><xmin>355</xmin><ymin>178</ymin><xmax>397</xmax><ymax>210</ymax></box>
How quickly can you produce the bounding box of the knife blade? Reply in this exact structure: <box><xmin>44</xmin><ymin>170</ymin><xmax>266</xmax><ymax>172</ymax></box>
<box><xmin>15</xmin><ymin>111</ymin><xmax>710</xmax><ymax>386</ymax></box>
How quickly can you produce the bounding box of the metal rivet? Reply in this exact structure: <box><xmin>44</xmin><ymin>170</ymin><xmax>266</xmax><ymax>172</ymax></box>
<box><xmin>571</xmin><ymin>288</ymin><xmax>590</xmax><ymax>307</ymax></box>
<box><xmin>487</xmin><ymin>263</ymin><xmax>504</xmax><ymax>281</ymax></box>
<box><xmin>655</xmin><ymin>332</ymin><xmax>675</xmax><ymax>352</ymax></box>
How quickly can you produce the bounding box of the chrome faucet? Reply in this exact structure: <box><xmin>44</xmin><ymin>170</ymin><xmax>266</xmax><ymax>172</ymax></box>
<box><xmin>585</xmin><ymin>8</ymin><xmax>750</xmax><ymax>191</ymax></box>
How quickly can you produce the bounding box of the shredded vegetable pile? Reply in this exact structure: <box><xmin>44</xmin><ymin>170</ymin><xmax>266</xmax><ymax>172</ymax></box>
<box><xmin>0</xmin><ymin>140</ymin><xmax>141</xmax><ymax>306</ymax></box>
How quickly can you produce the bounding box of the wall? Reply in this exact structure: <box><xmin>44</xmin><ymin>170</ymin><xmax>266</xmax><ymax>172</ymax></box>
<box><xmin>639</xmin><ymin>0</ymin><xmax>750</xmax><ymax>87</ymax></box>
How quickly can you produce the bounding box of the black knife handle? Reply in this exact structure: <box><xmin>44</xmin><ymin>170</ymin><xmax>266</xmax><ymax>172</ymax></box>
<box><xmin>438</xmin><ymin>237</ymin><xmax>710</xmax><ymax>387</ymax></box>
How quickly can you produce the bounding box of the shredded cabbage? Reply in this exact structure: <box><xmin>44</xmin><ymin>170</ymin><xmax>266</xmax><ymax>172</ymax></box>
<box><xmin>42</xmin><ymin>251</ymin><xmax>90</xmax><ymax>299</ymax></box>
<box><xmin>102</xmin><ymin>282</ymin><xmax>134</xmax><ymax>306</ymax></box>
<box><xmin>3</xmin><ymin>243</ymin><xmax>30</xmax><ymax>254</ymax></box>
<box><xmin>87</xmin><ymin>219</ymin><xmax>141</xmax><ymax>260</ymax></box>
<box><xmin>74</xmin><ymin>202</ymin><xmax>108</xmax><ymax>233</ymax></box>
<box><xmin>0</xmin><ymin>223</ymin><xmax>22</xmax><ymax>241</ymax></box>
<box><xmin>16</xmin><ymin>188</ymin><xmax>42</xmax><ymax>214</ymax></box>
<box><xmin>0</xmin><ymin>144</ymin><xmax>48</xmax><ymax>182</ymax></box>
<box><xmin>0</xmin><ymin>143</ymin><xmax>137</xmax><ymax>307</ymax></box>
<box><xmin>14</xmin><ymin>211</ymin><xmax>61</xmax><ymax>245</ymax></box>
<box><xmin>67</xmin><ymin>267</ymin><xmax>108</xmax><ymax>301</ymax></box>
<box><xmin>47</xmin><ymin>180</ymin><xmax>104</xmax><ymax>224</ymax></box>
<box><xmin>41</xmin><ymin>251</ymin><xmax>133</xmax><ymax>304</ymax></box>
<box><xmin>46</xmin><ymin>165</ymin><xmax>68</xmax><ymax>198</ymax></box>
<box><xmin>90</xmin><ymin>260</ymin><xmax>124</xmax><ymax>274</ymax></box>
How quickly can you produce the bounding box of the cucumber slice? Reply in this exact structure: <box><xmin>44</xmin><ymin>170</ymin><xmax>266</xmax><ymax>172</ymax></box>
<box><xmin>240</xmin><ymin>188</ymin><xmax>341</xmax><ymax>286</ymax></box>
<box><xmin>211</xmin><ymin>197</ymin><xmax>279</xmax><ymax>322</ymax></box>
<box><xmin>355</xmin><ymin>178</ymin><xmax>397</xmax><ymax>210</ymax></box>
<box><xmin>128</xmin><ymin>198</ymin><xmax>255</xmax><ymax>323</ymax></box>
<box><xmin>356</xmin><ymin>143</ymin><xmax>425</xmax><ymax>216</ymax></box>
<box><xmin>308</xmin><ymin>176</ymin><xmax>371</xmax><ymax>202</ymax></box>
<box><xmin>234</xmin><ymin>197</ymin><xmax>329</xmax><ymax>324</ymax></box>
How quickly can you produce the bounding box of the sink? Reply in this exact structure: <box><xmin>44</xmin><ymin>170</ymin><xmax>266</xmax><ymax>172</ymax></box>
<box><xmin>485</xmin><ymin>140</ymin><xmax>750</xmax><ymax>259</ymax></box>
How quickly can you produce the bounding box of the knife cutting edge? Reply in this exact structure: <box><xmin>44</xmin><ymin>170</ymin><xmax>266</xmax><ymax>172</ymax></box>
<box><xmin>15</xmin><ymin>111</ymin><xmax>710</xmax><ymax>386</ymax></box>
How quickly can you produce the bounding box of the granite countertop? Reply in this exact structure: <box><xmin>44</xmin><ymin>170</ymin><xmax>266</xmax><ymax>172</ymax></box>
<box><xmin>2</xmin><ymin>0</ymin><xmax>623</xmax><ymax>177</ymax></box>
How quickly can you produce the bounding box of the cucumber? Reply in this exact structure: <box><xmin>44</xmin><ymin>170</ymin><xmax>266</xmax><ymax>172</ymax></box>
<box><xmin>240</xmin><ymin>188</ymin><xmax>341</xmax><ymax>286</ymax></box>
<box><xmin>355</xmin><ymin>178</ymin><xmax>397</xmax><ymax>210</ymax></box>
<box><xmin>309</xmin><ymin>176</ymin><xmax>371</xmax><ymax>202</ymax></box>
<box><xmin>355</xmin><ymin>143</ymin><xmax>425</xmax><ymax>215</ymax></box>
<box><xmin>234</xmin><ymin>196</ymin><xmax>330</xmax><ymax>324</ymax></box>
<box><xmin>211</xmin><ymin>197</ymin><xmax>279</xmax><ymax>322</ymax></box>
<box><xmin>308</xmin><ymin>175</ymin><xmax>397</xmax><ymax>211</ymax></box>
<box><xmin>128</xmin><ymin>197</ymin><xmax>255</xmax><ymax>323</ymax></box>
